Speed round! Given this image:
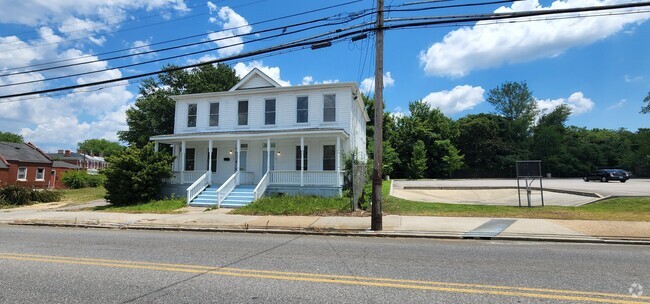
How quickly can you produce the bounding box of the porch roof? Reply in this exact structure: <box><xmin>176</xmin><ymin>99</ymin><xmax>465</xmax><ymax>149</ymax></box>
<box><xmin>150</xmin><ymin>127</ymin><xmax>349</xmax><ymax>143</ymax></box>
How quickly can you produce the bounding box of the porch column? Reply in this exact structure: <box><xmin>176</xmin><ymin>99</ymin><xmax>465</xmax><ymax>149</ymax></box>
<box><xmin>336</xmin><ymin>136</ymin><xmax>341</xmax><ymax>187</ymax></box>
<box><xmin>300</xmin><ymin>136</ymin><xmax>304</xmax><ymax>187</ymax></box>
<box><xmin>154</xmin><ymin>142</ymin><xmax>159</xmax><ymax>152</ymax></box>
<box><xmin>236</xmin><ymin>139</ymin><xmax>241</xmax><ymax>184</ymax></box>
<box><xmin>208</xmin><ymin>140</ymin><xmax>213</xmax><ymax>184</ymax></box>
<box><xmin>266</xmin><ymin>138</ymin><xmax>271</xmax><ymax>173</ymax></box>
<box><xmin>181</xmin><ymin>141</ymin><xmax>186</xmax><ymax>184</ymax></box>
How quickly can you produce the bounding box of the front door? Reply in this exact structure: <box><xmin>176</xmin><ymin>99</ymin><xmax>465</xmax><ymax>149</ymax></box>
<box><xmin>235</xmin><ymin>151</ymin><xmax>247</xmax><ymax>172</ymax></box>
<box><xmin>262</xmin><ymin>151</ymin><xmax>275</xmax><ymax>173</ymax></box>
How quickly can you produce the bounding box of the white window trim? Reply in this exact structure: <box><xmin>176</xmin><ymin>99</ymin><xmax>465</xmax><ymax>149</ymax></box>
<box><xmin>265</xmin><ymin>98</ymin><xmax>277</xmax><ymax>126</ymax></box>
<box><xmin>17</xmin><ymin>167</ymin><xmax>27</xmax><ymax>181</ymax></box>
<box><xmin>209</xmin><ymin>102</ymin><xmax>220</xmax><ymax>127</ymax></box>
<box><xmin>238</xmin><ymin>99</ymin><xmax>249</xmax><ymax>126</ymax></box>
<box><xmin>36</xmin><ymin>168</ymin><xmax>45</xmax><ymax>181</ymax></box>
<box><xmin>323</xmin><ymin>93</ymin><xmax>336</xmax><ymax>122</ymax></box>
<box><xmin>296</xmin><ymin>95</ymin><xmax>309</xmax><ymax>124</ymax></box>
<box><xmin>187</xmin><ymin>103</ymin><xmax>197</xmax><ymax>128</ymax></box>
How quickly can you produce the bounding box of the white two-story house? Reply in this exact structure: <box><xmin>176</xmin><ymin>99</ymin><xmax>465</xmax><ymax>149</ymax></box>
<box><xmin>151</xmin><ymin>68</ymin><xmax>369</xmax><ymax>208</ymax></box>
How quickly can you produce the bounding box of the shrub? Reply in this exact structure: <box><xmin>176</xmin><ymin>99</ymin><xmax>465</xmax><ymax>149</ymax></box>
<box><xmin>30</xmin><ymin>189</ymin><xmax>63</xmax><ymax>203</ymax></box>
<box><xmin>62</xmin><ymin>170</ymin><xmax>88</xmax><ymax>189</ymax></box>
<box><xmin>103</xmin><ymin>143</ymin><xmax>173</xmax><ymax>206</ymax></box>
<box><xmin>86</xmin><ymin>174</ymin><xmax>106</xmax><ymax>187</ymax></box>
<box><xmin>0</xmin><ymin>185</ymin><xmax>32</xmax><ymax>205</ymax></box>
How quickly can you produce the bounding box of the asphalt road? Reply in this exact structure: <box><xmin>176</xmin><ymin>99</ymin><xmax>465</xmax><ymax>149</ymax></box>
<box><xmin>1</xmin><ymin>226</ymin><xmax>649</xmax><ymax>303</ymax></box>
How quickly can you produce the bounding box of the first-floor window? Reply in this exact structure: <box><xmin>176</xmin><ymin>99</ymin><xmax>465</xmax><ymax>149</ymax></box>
<box><xmin>17</xmin><ymin>167</ymin><xmax>27</xmax><ymax>180</ymax></box>
<box><xmin>323</xmin><ymin>145</ymin><xmax>335</xmax><ymax>171</ymax></box>
<box><xmin>185</xmin><ymin>148</ymin><xmax>195</xmax><ymax>171</ymax></box>
<box><xmin>36</xmin><ymin>168</ymin><xmax>45</xmax><ymax>180</ymax></box>
<box><xmin>295</xmin><ymin>146</ymin><xmax>308</xmax><ymax>170</ymax></box>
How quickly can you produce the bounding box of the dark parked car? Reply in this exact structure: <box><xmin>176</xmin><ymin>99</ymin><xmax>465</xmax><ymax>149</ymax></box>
<box><xmin>583</xmin><ymin>169</ymin><xmax>629</xmax><ymax>183</ymax></box>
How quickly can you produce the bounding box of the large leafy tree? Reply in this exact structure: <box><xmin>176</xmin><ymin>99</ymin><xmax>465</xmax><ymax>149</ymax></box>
<box><xmin>78</xmin><ymin>139</ymin><xmax>124</xmax><ymax>157</ymax></box>
<box><xmin>118</xmin><ymin>64</ymin><xmax>239</xmax><ymax>147</ymax></box>
<box><xmin>407</xmin><ymin>140</ymin><xmax>427</xmax><ymax>179</ymax></box>
<box><xmin>642</xmin><ymin>92</ymin><xmax>650</xmax><ymax>114</ymax></box>
<box><xmin>364</xmin><ymin>94</ymin><xmax>401</xmax><ymax>177</ymax></box>
<box><xmin>486</xmin><ymin>81</ymin><xmax>538</xmax><ymax>143</ymax></box>
<box><xmin>0</xmin><ymin>132</ymin><xmax>24</xmax><ymax>143</ymax></box>
<box><xmin>531</xmin><ymin>104</ymin><xmax>572</xmax><ymax>176</ymax></box>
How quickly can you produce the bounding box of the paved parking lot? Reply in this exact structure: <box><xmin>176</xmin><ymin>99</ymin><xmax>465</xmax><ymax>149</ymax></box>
<box><xmin>391</xmin><ymin>178</ymin><xmax>650</xmax><ymax>206</ymax></box>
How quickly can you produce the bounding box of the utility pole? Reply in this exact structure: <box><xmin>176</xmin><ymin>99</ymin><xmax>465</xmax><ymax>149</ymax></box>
<box><xmin>371</xmin><ymin>0</ymin><xmax>384</xmax><ymax>231</ymax></box>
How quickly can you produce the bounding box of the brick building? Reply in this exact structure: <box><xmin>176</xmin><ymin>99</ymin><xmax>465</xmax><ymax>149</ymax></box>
<box><xmin>0</xmin><ymin>142</ymin><xmax>53</xmax><ymax>189</ymax></box>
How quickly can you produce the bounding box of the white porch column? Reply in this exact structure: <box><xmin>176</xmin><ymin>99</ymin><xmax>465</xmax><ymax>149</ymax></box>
<box><xmin>236</xmin><ymin>139</ymin><xmax>241</xmax><ymax>184</ymax></box>
<box><xmin>300</xmin><ymin>136</ymin><xmax>304</xmax><ymax>187</ymax></box>
<box><xmin>266</xmin><ymin>138</ymin><xmax>271</xmax><ymax>173</ymax></box>
<box><xmin>208</xmin><ymin>140</ymin><xmax>213</xmax><ymax>184</ymax></box>
<box><xmin>181</xmin><ymin>141</ymin><xmax>186</xmax><ymax>184</ymax></box>
<box><xmin>336</xmin><ymin>136</ymin><xmax>341</xmax><ymax>187</ymax></box>
<box><xmin>154</xmin><ymin>142</ymin><xmax>159</xmax><ymax>152</ymax></box>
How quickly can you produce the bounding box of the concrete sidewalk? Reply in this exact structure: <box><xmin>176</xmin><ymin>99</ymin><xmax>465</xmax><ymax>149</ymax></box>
<box><xmin>1</xmin><ymin>204</ymin><xmax>648</xmax><ymax>244</ymax></box>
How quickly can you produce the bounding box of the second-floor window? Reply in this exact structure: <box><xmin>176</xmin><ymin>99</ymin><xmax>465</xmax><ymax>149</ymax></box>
<box><xmin>323</xmin><ymin>94</ymin><xmax>336</xmax><ymax>122</ymax></box>
<box><xmin>297</xmin><ymin>96</ymin><xmax>308</xmax><ymax>123</ymax></box>
<box><xmin>295</xmin><ymin>146</ymin><xmax>308</xmax><ymax>170</ymax></box>
<box><xmin>265</xmin><ymin>98</ymin><xmax>276</xmax><ymax>125</ymax></box>
<box><xmin>209</xmin><ymin>102</ymin><xmax>219</xmax><ymax>126</ymax></box>
<box><xmin>187</xmin><ymin>104</ymin><xmax>197</xmax><ymax>127</ymax></box>
<box><xmin>238</xmin><ymin>100</ymin><xmax>248</xmax><ymax>125</ymax></box>
<box><xmin>185</xmin><ymin>148</ymin><xmax>195</xmax><ymax>171</ymax></box>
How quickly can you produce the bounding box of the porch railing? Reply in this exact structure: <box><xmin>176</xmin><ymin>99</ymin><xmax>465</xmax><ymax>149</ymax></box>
<box><xmin>253</xmin><ymin>172</ymin><xmax>270</xmax><ymax>200</ymax></box>
<box><xmin>186</xmin><ymin>171</ymin><xmax>210</xmax><ymax>205</ymax></box>
<box><xmin>269</xmin><ymin>170</ymin><xmax>341</xmax><ymax>186</ymax></box>
<box><xmin>163</xmin><ymin>171</ymin><xmax>206</xmax><ymax>184</ymax></box>
<box><xmin>216</xmin><ymin>171</ymin><xmax>239</xmax><ymax>207</ymax></box>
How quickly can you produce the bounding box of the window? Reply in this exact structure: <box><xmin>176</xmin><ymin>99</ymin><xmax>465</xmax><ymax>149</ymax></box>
<box><xmin>238</xmin><ymin>100</ymin><xmax>248</xmax><ymax>125</ymax></box>
<box><xmin>187</xmin><ymin>104</ymin><xmax>197</xmax><ymax>127</ymax></box>
<box><xmin>36</xmin><ymin>168</ymin><xmax>45</xmax><ymax>181</ymax></box>
<box><xmin>209</xmin><ymin>102</ymin><xmax>219</xmax><ymax>126</ymax></box>
<box><xmin>323</xmin><ymin>94</ymin><xmax>336</xmax><ymax>122</ymax></box>
<box><xmin>297</xmin><ymin>96</ymin><xmax>308</xmax><ymax>123</ymax></box>
<box><xmin>185</xmin><ymin>148</ymin><xmax>195</xmax><ymax>171</ymax></box>
<box><xmin>295</xmin><ymin>146</ymin><xmax>308</xmax><ymax>170</ymax></box>
<box><xmin>265</xmin><ymin>98</ymin><xmax>276</xmax><ymax>125</ymax></box>
<box><xmin>17</xmin><ymin>167</ymin><xmax>27</xmax><ymax>181</ymax></box>
<box><xmin>209</xmin><ymin>148</ymin><xmax>218</xmax><ymax>173</ymax></box>
<box><xmin>323</xmin><ymin>145</ymin><xmax>336</xmax><ymax>171</ymax></box>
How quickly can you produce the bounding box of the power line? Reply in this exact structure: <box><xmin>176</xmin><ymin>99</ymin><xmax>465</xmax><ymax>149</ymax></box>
<box><xmin>1</xmin><ymin>0</ymin><xmax>364</xmax><ymax>74</ymax></box>
<box><xmin>3</xmin><ymin>0</ymin><xmax>650</xmax><ymax>99</ymax></box>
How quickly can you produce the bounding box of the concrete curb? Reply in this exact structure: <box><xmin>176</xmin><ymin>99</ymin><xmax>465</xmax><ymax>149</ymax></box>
<box><xmin>9</xmin><ymin>221</ymin><xmax>650</xmax><ymax>246</ymax></box>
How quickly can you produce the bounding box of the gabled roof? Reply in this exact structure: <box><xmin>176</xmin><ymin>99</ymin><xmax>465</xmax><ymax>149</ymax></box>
<box><xmin>0</xmin><ymin>142</ymin><xmax>51</xmax><ymax>164</ymax></box>
<box><xmin>53</xmin><ymin>161</ymin><xmax>81</xmax><ymax>169</ymax></box>
<box><xmin>229</xmin><ymin>68</ymin><xmax>282</xmax><ymax>91</ymax></box>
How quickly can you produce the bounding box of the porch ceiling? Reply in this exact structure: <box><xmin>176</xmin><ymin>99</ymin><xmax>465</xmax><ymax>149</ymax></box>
<box><xmin>150</xmin><ymin>127</ymin><xmax>349</xmax><ymax>143</ymax></box>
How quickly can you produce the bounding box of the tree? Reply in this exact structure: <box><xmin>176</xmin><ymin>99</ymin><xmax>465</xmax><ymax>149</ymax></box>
<box><xmin>642</xmin><ymin>92</ymin><xmax>650</xmax><ymax>114</ymax></box>
<box><xmin>0</xmin><ymin>132</ymin><xmax>23</xmax><ymax>143</ymax></box>
<box><xmin>531</xmin><ymin>104</ymin><xmax>571</xmax><ymax>176</ymax></box>
<box><xmin>407</xmin><ymin>140</ymin><xmax>427</xmax><ymax>179</ymax></box>
<box><xmin>103</xmin><ymin>143</ymin><xmax>174</xmax><ymax>206</ymax></box>
<box><xmin>436</xmin><ymin>139</ymin><xmax>465</xmax><ymax>178</ymax></box>
<box><xmin>364</xmin><ymin>94</ymin><xmax>401</xmax><ymax>177</ymax></box>
<box><xmin>78</xmin><ymin>139</ymin><xmax>124</xmax><ymax>157</ymax></box>
<box><xmin>118</xmin><ymin>64</ymin><xmax>239</xmax><ymax>147</ymax></box>
<box><xmin>486</xmin><ymin>81</ymin><xmax>538</xmax><ymax>144</ymax></box>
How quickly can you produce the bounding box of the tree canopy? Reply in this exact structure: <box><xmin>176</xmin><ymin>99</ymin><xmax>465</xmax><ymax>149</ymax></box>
<box><xmin>642</xmin><ymin>92</ymin><xmax>650</xmax><ymax>114</ymax></box>
<box><xmin>118</xmin><ymin>63</ymin><xmax>240</xmax><ymax>148</ymax></box>
<box><xmin>78</xmin><ymin>139</ymin><xmax>124</xmax><ymax>157</ymax></box>
<box><xmin>0</xmin><ymin>132</ymin><xmax>24</xmax><ymax>143</ymax></box>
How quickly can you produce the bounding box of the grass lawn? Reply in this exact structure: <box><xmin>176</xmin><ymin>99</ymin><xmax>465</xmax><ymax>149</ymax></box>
<box><xmin>232</xmin><ymin>181</ymin><xmax>650</xmax><ymax>221</ymax></box>
<box><xmin>232</xmin><ymin>195</ymin><xmax>352</xmax><ymax>216</ymax></box>
<box><xmin>59</xmin><ymin>187</ymin><xmax>106</xmax><ymax>205</ymax></box>
<box><xmin>93</xmin><ymin>198</ymin><xmax>186</xmax><ymax>214</ymax></box>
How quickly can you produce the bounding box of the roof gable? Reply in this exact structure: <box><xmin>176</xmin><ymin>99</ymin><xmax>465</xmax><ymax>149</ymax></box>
<box><xmin>229</xmin><ymin>68</ymin><xmax>282</xmax><ymax>91</ymax></box>
<box><xmin>0</xmin><ymin>142</ymin><xmax>51</xmax><ymax>164</ymax></box>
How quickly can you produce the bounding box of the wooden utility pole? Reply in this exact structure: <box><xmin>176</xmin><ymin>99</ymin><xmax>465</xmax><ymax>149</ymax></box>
<box><xmin>371</xmin><ymin>0</ymin><xmax>384</xmax><ymax>231</ymax></box>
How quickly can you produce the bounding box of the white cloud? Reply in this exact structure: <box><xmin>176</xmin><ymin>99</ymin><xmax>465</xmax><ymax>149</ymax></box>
<box><xmin>537</xmin><ymin>92</ymin><xmax>595</xmax><ymax>115</ymax></box>
<box><xmin>422</xmin><ymin>85</ymin><xmax>485</xmax><ymax>114</ymax></box>
<box><xmin>360</xmin><ymin>72</ymin><xmax>395</xmax><ymax>94</ymax></box>
<box><xmin>57</xmin><ymin>17</ymin><xmax>108</xmax><ymax>46</ymax></box>
<box><xmin>301</xmin><ymin>75</ymin><xmax>340</xmax><ymax>85</ymax></box>
<box><xmin>233</xmin><ymin>61</ymin><xmax>290</xmax><ymax>86</ymax></box>
<box><xmin>608</xmin><ymin>99</ymin><xmax>626</xmax><ymax>110</ymax></box>
<box><xmin>419</xmin><ymin>0</ymin><xmax>650</xmax><ymax>77</ymax></box>
<box><xmin>207</xmin><ymin>6</ymin><xmax>251</xmax><ymax>57</ymax></box>
<box><xmin>624</xmin><ymin>74</ymin><xmax>643</xmax><ymax>82</ymax></box>
<box><xmin>128</xmin><ymin>39</ymin><xmax>156</xmax><ymax>62</ymax></box>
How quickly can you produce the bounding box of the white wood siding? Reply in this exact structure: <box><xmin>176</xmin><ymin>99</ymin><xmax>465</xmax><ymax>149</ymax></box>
<box><xmin>239</xmin><ymin>76</ymin><xmax>275</xmax><ymax>90</ymax></box>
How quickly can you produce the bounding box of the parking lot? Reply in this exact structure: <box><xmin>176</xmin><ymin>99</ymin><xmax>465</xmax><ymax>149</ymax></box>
<box><xmin>391</xmin><ymin>178</ymin><xmax>650</xmax><ymax>206</ymax></box>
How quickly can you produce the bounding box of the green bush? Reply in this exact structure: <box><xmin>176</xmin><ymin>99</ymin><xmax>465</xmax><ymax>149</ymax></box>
<box><xmin>0</xmin><ymin>185</ymin><xmax>33</xmax><ymax>205</ymax></box>
<box><xmin>30</xmin><ymin>189</ymin><xmax>63</xmax><ymax>203</ymax></box>
<box><xmin>62</xmin><ymin>170</ymin><xmax>88</xmax><ymax>189</ymax></box>
<box><xmin>86</xmin><ymin>174</ymin><xmax>106</xmax><ymax>187</ymax></box>
<box><xmin>103</xmin><ymin>143</ymin><xmax>173</xmax><ymax>206</ymax></box>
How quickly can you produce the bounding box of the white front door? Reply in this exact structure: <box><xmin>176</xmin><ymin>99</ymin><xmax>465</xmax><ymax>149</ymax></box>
<box><xmin>262</xmin><ymin>151</ymin><xmax>275</xmax><ymax>173</ymax></box>
<box><xmin>236</xmin><ymin>151</ymin><xmax>247</xmax><ymax>171</ymax></box>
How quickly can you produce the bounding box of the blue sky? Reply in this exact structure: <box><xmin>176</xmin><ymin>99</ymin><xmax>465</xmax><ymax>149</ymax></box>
<box><xmin>0</xmin><ymin>0</ymin><xmax>648</xmax><ymax>152</ymax></box>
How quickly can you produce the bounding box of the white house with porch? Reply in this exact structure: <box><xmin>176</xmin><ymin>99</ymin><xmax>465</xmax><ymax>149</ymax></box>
<box><xmin>151</xmin><ymin>68</ymin><xmax>369</xmax><ymax>208</ymax></box>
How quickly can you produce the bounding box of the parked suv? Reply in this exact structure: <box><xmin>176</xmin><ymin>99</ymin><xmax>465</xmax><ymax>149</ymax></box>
<box><xmin>583</xmin><ymin>169</ymin><xmax>629</xmax><ymax>183</ymax></box>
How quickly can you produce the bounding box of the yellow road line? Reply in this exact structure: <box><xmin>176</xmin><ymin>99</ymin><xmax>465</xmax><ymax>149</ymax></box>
<box><xmin>0</xmin><ymin>253</ymin><xmax>647</xmax><ymax>304</ymax></box>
